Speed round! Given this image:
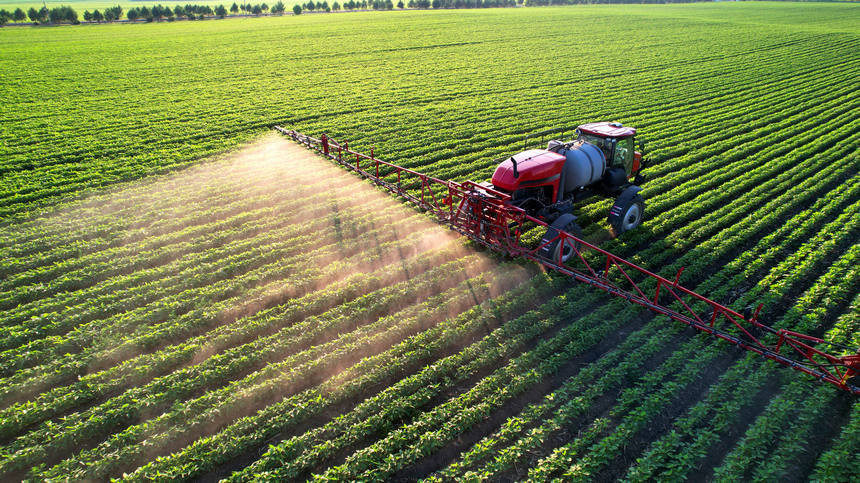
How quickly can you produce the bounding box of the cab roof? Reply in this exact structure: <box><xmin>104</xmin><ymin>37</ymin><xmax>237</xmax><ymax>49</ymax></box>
<box><xmin>578</xmin><ymin>122</ymin><xmax>636</xmax><ymax>138</ymax></box>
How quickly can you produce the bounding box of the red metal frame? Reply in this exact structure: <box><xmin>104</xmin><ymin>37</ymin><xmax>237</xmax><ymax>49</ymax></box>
<box><xmin>275</xmin><ymin>127</ymin><xmax>860</xmax><ymax>395</ymax></box>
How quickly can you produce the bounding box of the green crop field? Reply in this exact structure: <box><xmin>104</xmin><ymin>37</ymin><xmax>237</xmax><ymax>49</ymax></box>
<box><xmin>1</xmin><ymin>2</ymin><xmax>859</xmax><ymax>481</ymax></box>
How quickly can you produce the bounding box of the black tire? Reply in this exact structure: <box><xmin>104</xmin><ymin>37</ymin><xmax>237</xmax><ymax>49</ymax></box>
<box><xmin>553</xmin><ymin>220</ymin><xmax>583</xmax><ymax>264</ymax></box>
<box><xmin>610</xmin><ymin>194</ymin><xmax>644</xmax><ymax>237</ymax></box>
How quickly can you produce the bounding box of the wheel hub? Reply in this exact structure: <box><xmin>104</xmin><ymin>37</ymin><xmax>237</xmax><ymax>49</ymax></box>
<box><xmin>622</xmin><ymin>205</ymin><xmax>641</xmax><ymax>231</ymax></box>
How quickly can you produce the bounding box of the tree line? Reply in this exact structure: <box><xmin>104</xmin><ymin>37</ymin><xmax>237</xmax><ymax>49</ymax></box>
<box><xmin>0</xmin><ymin>6</ymin><xmax>80</xmax><ymax>25</ymax></box>
<box><xmin>302</xmin><ymin>0</ymin><xmax>516</xmax><ymax>11</ymax></box>
<box><xmin>0</xmin><ymin>0</ymin><xmax>709</xmax><ymax>26</ymax></box>
<box><xmin>0</xmin><ymin>2</ymin><xmax>288</xmax><ymax>24</ymax></box>
<box><xmin>0</xmin><ymin>0</ymin><xmax>507</xmax><ymax>24</ymax></box>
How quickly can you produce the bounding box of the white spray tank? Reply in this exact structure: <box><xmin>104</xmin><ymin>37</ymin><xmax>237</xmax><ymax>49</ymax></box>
<box><xmin>547</xmin><ymin>140</ymin><xmax>606</xmax><ymax>195</ymax></box>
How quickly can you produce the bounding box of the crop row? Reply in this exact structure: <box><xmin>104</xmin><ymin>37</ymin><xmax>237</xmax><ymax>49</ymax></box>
<box><xmin>2</xmin><ymin>8</ymin><xmax>857</xmax><ymax>478</ymax></box>
<box><xmin>1</xmin><ymin>257</ymin><xmax>517</xmax><ymax>477</ymax></box>
<box><xmin>2</xmin><ymin>21</ymin><xmax>853</xmax><ymax>222</ymax></box>
<box><xmin>0</xmin><ymin>208</ymin><xmax>437</xmax><ymax>371</ymax></box>
<box><xmin>117</xmin><ymin>108</ymin><xmax>860</xmax><ymax>476</ymax></box>
<box><xmin>433</xmin><ymin>167</ymin><xmax>860</xmax><ymax>482</ymax></box>
<box><xmin>0</xmin><ymin>249</ymin><xmax>489</xmax><ymax>443</ymax></box>
<box><xmin>624</xmin><ymin>247</ymin><xmax>860</xmax><ymax>482</ymax></box>
<box><xmin>521</xmin><ymin>189</ymin><xmax>860</xmax><ymax>481</ymax></box>
<box><xmin>205</xmin><ymin>127</ymin><xmax>856</xmax><ymax>480</ymax></box>
<box><xmin>0</xmin><ymin>219</ymin><xmax>453</xmax><ymax>407</ymax></box>
<box><xmin>35</xmin><ymin>263</ymin><xmax>560</xmax><ymax>480</ymax></box>
<box><xmin>0</xmin><ymin>239</ymin><xmax>471</xmax><ymax>408</ymax></box>
<box><xmin>0</xmin><ymin>141</ymin><xmax>364</xmax><ymax>266</ymax></box>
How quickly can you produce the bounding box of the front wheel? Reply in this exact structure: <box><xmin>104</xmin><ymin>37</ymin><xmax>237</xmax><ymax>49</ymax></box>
<box><xmin>553</xmin><ymin>219</ymin><xmax>584</xmax><ymax>264</ymax></box>
<box><xmin>609</xmin><ymin>193</ymin><xmax>644</xmax><ymax>237</ymax></box>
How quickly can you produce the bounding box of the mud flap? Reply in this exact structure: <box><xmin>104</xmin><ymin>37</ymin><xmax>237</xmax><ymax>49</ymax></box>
<box><xmin>608</xmin><ymin>185</ymin><xmax>643</xmax><ymax>226</ymax></box>
<box><xmin>538</xmin><ymin>213</ymin><xmax>578</xmax><ymax>261</ymax></box>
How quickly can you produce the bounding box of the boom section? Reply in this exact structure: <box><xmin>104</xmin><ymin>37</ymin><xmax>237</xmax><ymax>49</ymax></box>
<box><xmin>274</xmin><ymin>127</ymin><xmax>860</xmax><ymax>395</ymax></box>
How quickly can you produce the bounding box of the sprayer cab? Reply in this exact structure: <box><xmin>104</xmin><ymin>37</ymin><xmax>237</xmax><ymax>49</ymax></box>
<box><xmin>576</xmin><ymin>122</ymin><xmax>643</xmax><ymax>179</ymax></box>
<box><xmin>490</xmin><ymin>121</ymin><xmax>646</xmax><ymax>238</ymax></box>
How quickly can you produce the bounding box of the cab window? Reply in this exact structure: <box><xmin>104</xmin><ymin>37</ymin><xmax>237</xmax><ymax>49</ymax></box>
<box><xmin>613</xmin><ymin>137</ymin><xmax>634</xmax><ymax>174</ymax></box>
<box><xmin>578</xmin><ymin>133</ymin><xmax>610</xmax><ymax>159</ymax></box>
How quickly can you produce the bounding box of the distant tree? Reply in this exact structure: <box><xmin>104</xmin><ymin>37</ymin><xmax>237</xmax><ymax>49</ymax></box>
<box><xmin>0</xmin><ymin>10</ymin><xmax>10</xmax><ymax>25</ymax></box>
<box><xmin>164</xmin><ymin>6</ymin><xmax>175</xmax><ymax>19</ymax></box>
<box><xmin>127</xmin><ymin>7</ymin><xmax>139</xmax><ymax>20</ymax></box>
<box><xmin>38</xmin><ymin>6</ymin><xmax>49</xmax><ymax>21</ymax></box>
<box><xmin>83</xmin><ymin>9</ymin><xmax>92</xmax><ymax>21</ymax></box>
<box><xmin>13</xmin><ymin>7</ymin><xmax>26</xmax><ymax>21</ymax></box>
<box><xmin>172</xmin><ymin>5</ymin><xmax>183</xmax><ymax>16</ymax></box>
<box><xmin>92</xmin><ymin>9</ymin><xmax>104</xmax><ymax>22</ymax></box>
<box><xmin>260</xmin><ymin>2</ymin><xmax>268</xmax><ymax>12</ymax></box>
<box><xmin>27</xmin><ymin>7</ymin><xmax>39</xmax><ymax>22</ymax></box>
<box><xmin>385</xmin><ymin>0</ymin><xmax>393</xmax><ymax>8</ymax></box>
<box><xmin>48</xmin><ymin>5</ymin><xmax>77</xmax><ymax>23</ymax></box>
<box><xmin>228</xmin><ymin>2</ymin><xmax>237</xmax><ymax>12</ymax></box>
<box><xmin>215</xmin><ymin>4</ymin><xmax>227</xmax><ymax>16</ymax></box>
<box><xmin>305</xmin><ymin>1</ymin><xmax>314</xmax><ymax>10</ymax></box>
<box><xmin>360</xmin><ymin>0</ymin><xmax>367</xmax><ymax>8</ymax></box>
<box><xmin>98</xmin><ymin>5</ymin><xmax>120</xmax><ymax>20</ymax></box>
<box><xmin>271</xmin><ymin>1</ymin><xmax>284</xmax><ymax>13</ymax></box>
<box><xmin>431</xmin><ymin>0</ymin><xmax>440</xmax><ymax>7</ymax></box>
<box><xmin>320</xmin><ymin>1</ymin><xmax>328</xmax><ymax>10</ymax></box>
<box><xmin>139</xmin><ymin>6</ymin><xmax>152</xmax><ymax>20</ymax></box>
<box><xmin>331</xmin><ymin>1</ymin><xmax>339</xmax><ymax>9</ymax></box>
<box><xmin>292</xmin><ymin>3</ymin><xmax>301</xmax><ymax>13</ymax></box>
<box><xmin>396</xmin><ymin>0</ymin><xmax>402</xmax><ymax>7</ymax></box>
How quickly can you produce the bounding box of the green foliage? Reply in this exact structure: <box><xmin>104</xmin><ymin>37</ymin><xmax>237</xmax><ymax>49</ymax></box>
<box><xmin>0</xmin><ymin>4</ymin><xmax>857</xmax><ymax>482</ymax></box>
<box><xmin>45</xmin><ymin>5</ymin><xmax>78</xmax><ymax>23</ymax></box>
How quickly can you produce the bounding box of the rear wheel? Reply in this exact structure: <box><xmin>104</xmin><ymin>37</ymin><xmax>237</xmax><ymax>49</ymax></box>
<box><xmin>553</xmin><ymin>220</ymin><xmax>584</xmax><ymax>264</ymax></box>
<box><xmin>609</xmin><ymin>194</ymin><xmax>644</xmax><ymax>237</ymax></box>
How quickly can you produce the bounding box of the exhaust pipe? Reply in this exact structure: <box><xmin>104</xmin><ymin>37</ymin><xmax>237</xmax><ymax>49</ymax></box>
<box><xmin>510</xmin><ymin>157</ymin><xmax>519</xmax><ymax>178</ymax></box>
